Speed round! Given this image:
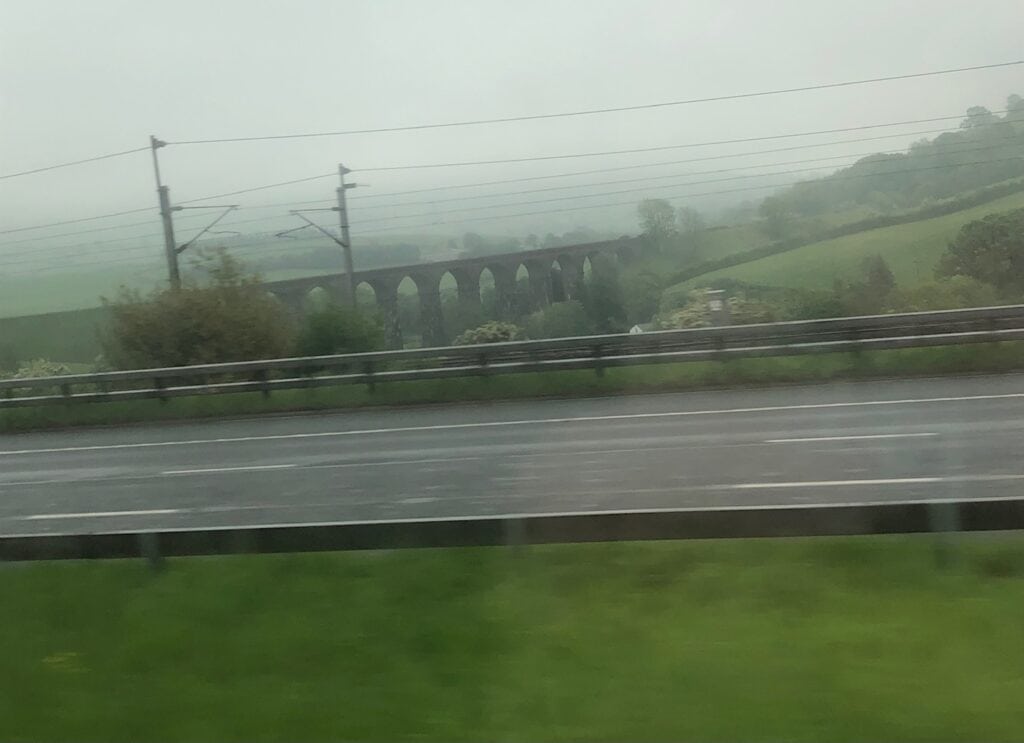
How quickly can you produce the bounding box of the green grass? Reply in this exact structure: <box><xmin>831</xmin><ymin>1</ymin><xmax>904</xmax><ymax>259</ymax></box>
<box><xmin>0</xmin><ymin>307</ymin><xmax>112</xmax><ymax>365</ymax></box>
<box><xmin>4</xmin><ymin>342</ymin><xmax>1024</xmax><ymax>433</ymax></box>
<box><xmin>672</xmin><ymin>190</ymin><xmax>1024</xmax><ymax>292</ymax></box>
<box><xmin>0</xmin><ymin>266</ymin><xmax>162</xmax><ymax>318</ymax></box>
<box><xmin>2</xmin><ymin>537</ymin><xmax>1023</xmax><ymax>741</ymax></box>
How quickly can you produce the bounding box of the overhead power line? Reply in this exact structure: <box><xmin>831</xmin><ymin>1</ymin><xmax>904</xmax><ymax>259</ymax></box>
<box><xmin>356</xmin><ymin>113</ymin><xmax>1015</xmax><ymax>172</ymax></box>
<box><xmin>355</xmin><ymin>155</ymin><xmax>1024</xmax><ymax>227</ymax></box>
<box><xmin>166</xmin><ymin>61</ymin><xmax>1023</xmax><ymax>145</ymax></box>
<box><xmin>0</xmin><ymin>146</ymin><xmax>150</xmax><ymax>181</ymax></box>
<box><xmin>173</xmin><ymin>111</ymin><xmax>1010</xmax><ymax>211</ymax></box>
<box><xmin>0</xmin><ymin>109</ymin><xmax>1012</xmax><ymax>244</ymax></box>
<box><xmin>0</xmin><ymin>206</ymin><xmax>155</xmax><ymax>236</ymax></box>
<box><xmin>177</xmin><ymin>173</ymin><xmax>336</xmax><ymax>205</ymax></box>
<box><xmin>353</xmin><ymin>141</ymin><xmax>1009</xmax><ymax>212</ymax></box>
<box><xmin>9</xmin><ymin>152</ymin><xmax>1022</xmax><ymax>274</ymax></box>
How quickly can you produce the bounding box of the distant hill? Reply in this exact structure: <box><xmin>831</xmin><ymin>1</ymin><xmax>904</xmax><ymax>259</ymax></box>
<box><xmin>757</xmin><ymin>95</ymin><xmax>1024</xmax><ymax>224</ymax></box>
<box><xmin>667</xmin><ymin>188</ymin><xmax>1024</xmax><ymax>295</ymax></box>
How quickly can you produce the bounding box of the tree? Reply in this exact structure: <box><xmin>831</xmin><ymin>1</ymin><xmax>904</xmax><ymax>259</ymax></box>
<box><xmin>937</xmin><ymin>208</ymin><xmax>1024</xmax><ymax>295</ymax></box>
<box><xmin>831</xmin><ymin>255</ymin><xmax>898</xmax><ymax>315</ymax></box>
<box><xmin>758</xmin><ymin>196</ymin><xmax>794</xmax><ymax>240</ymax></box>
<box><xmin>894</xmin><ymin>276</ymin><xmax>1000</xmax><ymax>312</ymax></box>
<box><xmin>102</xmin><ymin>250</ymin><xmax>294</xmax><ymax>369</ymax></box>
<box><xmin>637</xmin><ymin>199</ymin><xmax>676</xmax><ymax>241</ymax></box>
<box><xmin>294</xmin><ymin>304</ymin><xmax>383</xmax><ymax>357</ymax></box>
<box><xmin>676</xmin><ymin>206</ymin><xmax>705</xmax><ymax>237</ymax></box>
<box><xmin>622</xmin><ymin>271</ymin><xmax>664</xmax><ymax>324</ymax></box>
<box><xmin>461</xmin><ymin>232</ymin><xmax>488</xmax><ymax>256</ymax></box>
<box><xmin>1008</xmin><ymin>94</ymin><xmax>1024</xmax><ymax>121</ymax></box>
<box><xmin>525</xmin><ymin>301</ymin><xmax>592</xmax><ymax>339</ymax></box>
<box><xmin>862</xmin><ymin>254</ymin><xmax>896</xmax><ymax>295</ymax></box>
<box><xmin>453</xmin><ymin>321</ymin><xmax>524</xmax><ymax>345</ymax></box>
<box><xmin>580</xmin><ymin>254</ymin><xmax>627</xmax><ymax>333</ymax></box>
<box><xmin>961</xmin><ymin>106</ymin><xmax>997</xmax><ymax>129</ymax></box>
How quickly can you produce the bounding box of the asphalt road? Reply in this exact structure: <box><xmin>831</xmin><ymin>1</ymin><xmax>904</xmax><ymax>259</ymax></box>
<box><xmin>2</xmin><ymin>373</ymin><xmax>1024</xmax><ymax>536</ymax></box>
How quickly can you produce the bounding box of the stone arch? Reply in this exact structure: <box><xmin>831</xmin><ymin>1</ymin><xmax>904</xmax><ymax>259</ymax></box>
<box><xmin>522</xmin><ymin>257</ymin><xmax>555</xmax><ymax>311</ymax></box>
<box><xmin>366</xmin><ymin>276</ymin><xmax>403</xmax><ymax>349</ymax></box>
<box><xmin>481</xmin><ymin>263</ymin><xmax>518</xmax><ymax>320</ymax></box>
<box><xmin>549</xmin><ymin>258</ymin><xmax>567</xmax><ymax>303</ymax></box>
<box><xmin>444</xmin><ymin>268</ymin><xmax>483</xmax><ymax>338</ymax></box>
<box><xmin>396</xmin><ymin>275</ymin><xmax>420</xmax><ymax>346</ymax></box>
<box><xmin>354</xmin><ymin>280</ymin><xmax>377</xmax><ymax>313</ymax></box>
<box><xmin>266</xmin><ymin>286</ymin><xmax>307</xmax><ymax>316</ymax></box>
<box><xmin>406</xmin><ymin>271</ymin><xmax>448</xmax><ymax>348</ymax></box>
<box><xmin>305</xmin><ymin>285</ymin><xmax>331</xmax><ymax>312</ymax></box>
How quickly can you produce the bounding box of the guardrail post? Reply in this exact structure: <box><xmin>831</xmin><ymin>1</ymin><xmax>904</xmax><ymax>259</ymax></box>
<box><xmin>592</xmin><ymin>343</ymin><xmax>605</xmax><ymax>377</ymax></box>
<box><xmin>927</xmin><ymin>501</ymin><xmax>961</xmax><ymax>569</ymax></box>
<box><xmin>154</xmin><ymin>377</ymin><xmax>168</xmax><ymax>404</ymax></box>
<box><xmin>503</xmin><ymin>516</ymin><xmax>527</xmax><ymax>554</ymax></box>
<box><xmin>254</xmin><ymin>369</ymin><xmax>271</xmax><ymax>399</ymax></box>
<box><xmin>137</xmin><ymin>532</ymin><xmax>165</xmax><ymax>572</ymax></box>
<box><xmin>363</xmin><ymin>361</ymin><xmax>375</xmax><ymax>392</ymax></box>
<box><xmin>60</xmin><ymin>383</ymin><xmax>71</xmax><ymax>401</ymax></box>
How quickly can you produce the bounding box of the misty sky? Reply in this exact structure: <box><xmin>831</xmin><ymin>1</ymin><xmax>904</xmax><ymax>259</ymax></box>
<box><xmin>1</xmin><ymin>0</ymin><xmax>1022</xmax><ymax>274</ymax></box>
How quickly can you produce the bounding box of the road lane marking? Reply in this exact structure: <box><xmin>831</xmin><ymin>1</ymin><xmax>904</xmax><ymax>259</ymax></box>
<box><xmin>767</xmin><ymin>433</ymin><xmax>938</xmax><ymax>443</ymax></box>
<box><xmin>11</xmin><ymin>494</ymin><xmax>1024</xmax><ymax>540</ymax></box>
<box><xmin>725</xmin><ymin>477</ymin><xmax>941</xmax><ymax>489</ymax></box>
<box><xmin>22</xmin><ymin>509</ymin><xmax>181</xmax><ymax>520</ymax></box>
<box><xmin>161</xmin><ymin>464</ymin><xmax>297</xmax><ymax>476</ymax></box>
<box><xmin>7</xmin><ymin>473</ymin><xmax>1024</xmax><ymax>527</ymax></box>
<box><xmin>3</xmin><ymin>391</ymin><xmax>1024</xmax><ymax>457</ymax></box>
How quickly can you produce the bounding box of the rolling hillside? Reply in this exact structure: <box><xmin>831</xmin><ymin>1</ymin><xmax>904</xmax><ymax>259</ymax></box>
<box><xmin>670</xmin><ymin>189</ymin><xmax>1024</xmax><ymax>293</ymax></box>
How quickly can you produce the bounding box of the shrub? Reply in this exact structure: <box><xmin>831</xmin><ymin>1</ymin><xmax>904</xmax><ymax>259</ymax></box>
<box><xmin>102</xmin><ymin>250</ymin><xmax>294</xmax><ymax>369</ymax></box>
<box><xmin>452</xmin><ymin>321</ymin><xmax>524</xmax><ymax>345</ymax></box>
<box><xmin>294</xmin><ymin>305</ymin><xmax>383</xmax><ymax>357</ymax></box>
<box><xmin>6</xmin><ymin>358</ymin><xmax>70</xmax><ymax>379</ymax></box>
<box><xmin>525</xmin><ymin>301</ymin><xmax>593</xmax><ymax>339</ymax></box>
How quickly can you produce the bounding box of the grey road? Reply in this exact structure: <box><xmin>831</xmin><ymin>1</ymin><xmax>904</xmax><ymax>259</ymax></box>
<box><xmin>2</xmin><ymin>373</ymin><xmax>1024</xmax><ymax>536</ymax></box>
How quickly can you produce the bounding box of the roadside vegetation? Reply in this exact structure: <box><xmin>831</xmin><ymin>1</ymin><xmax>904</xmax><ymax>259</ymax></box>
<box><xmin>2</xmin><ymin>537</ymin><xmax>1023</xmax><ymax>741</ymax></box>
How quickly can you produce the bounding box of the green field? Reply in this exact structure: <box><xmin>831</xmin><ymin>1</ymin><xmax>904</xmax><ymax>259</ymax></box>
<box><xmin>0</xmin><ymin>265</ymin><xmax>160</xmax><ymax>318</ymax></box>
<box><xmin>2</xmin><ymin>538</ymin><xmax>1023</xmax><ymax>741</ymax></box>
<box><xmin>670</xmin><ymin>190</ymin><xmax>1024</xmax><ymax>292</ymax></box>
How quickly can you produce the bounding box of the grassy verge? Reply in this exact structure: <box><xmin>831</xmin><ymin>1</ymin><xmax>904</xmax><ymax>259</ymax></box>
<box><xmin>3</xmin><ymin>342</ymin><xmax>1024</xmax><ymax>433</ymax></box>
<box><xmin>2</xmin><ymin>537</ymin><xmax>1023</xmax><ymax>741</ymax></box>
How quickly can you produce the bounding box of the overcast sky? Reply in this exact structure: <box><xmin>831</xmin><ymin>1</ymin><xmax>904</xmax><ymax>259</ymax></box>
<box><xmin>1</xmin><ymin>0</ymin><xmax>1022</xmax><ymax>272</ymax></box>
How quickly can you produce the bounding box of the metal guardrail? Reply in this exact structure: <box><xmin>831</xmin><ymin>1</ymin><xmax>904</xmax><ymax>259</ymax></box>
<box><xmin>3</xmin><ymin>304</ymin><xmax>1024</xmax><ymax>409</ymax></box>
<box><xmin>0</xmin><ymin>498</ymin><xmax>1019</xmax><ymax>563</ymax></box>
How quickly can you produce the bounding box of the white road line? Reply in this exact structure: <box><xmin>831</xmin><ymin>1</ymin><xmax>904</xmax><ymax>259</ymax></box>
<box><xmin>22</xmin><ymin>509</ymin><xmax>181</xmax><ymax>520</ymax></box>
<box><xmin>7</xmin><ymin>473</ymin><xmax>1024</xmax><ymax>525</ymax></box>
<box><xmin>725</xmin><ymin>477</ymin><xmax>941</xmax><ymax>489</ymax></box>
<box><xmin>14</xmin><ymin>494</ymin><xmax>1024</xmax><ymax>539</ymax></box>
<box><xmin>767</xmin><ymin>433</ymin><xmax>939</xmax><ymax>443</ymax></box>
<box><xmin>2</xmin><ymin>391</ymin><xmax>1024</xmax><ymax>457</ymax></box>
<box><xmin>161</xmin><ymin>464</ymin><xmax>297</xmax><ymax>476</ymax></box>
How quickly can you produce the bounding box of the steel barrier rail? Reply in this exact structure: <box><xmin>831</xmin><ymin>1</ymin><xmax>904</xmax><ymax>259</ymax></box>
<box><xmin>0</xmin><ymin>497</ymin><xmax>1020</xmax><ymax>563</ymax></box>
<box><xmin>3</xmin><ymin>327</ymin><xmax>1024</xmax><ymax>409</ymax></box>
<box><xmin>3</xmin><ymin>304</ymin><xmax>1024</xmax><ymax>409</ymax></box>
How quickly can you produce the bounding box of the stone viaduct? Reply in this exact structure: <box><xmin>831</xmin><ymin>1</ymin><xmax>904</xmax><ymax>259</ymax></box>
<box><xmin>263</xmin><ymin>236</ymin><xmax>640</xmax><ymax>348</ymax></box>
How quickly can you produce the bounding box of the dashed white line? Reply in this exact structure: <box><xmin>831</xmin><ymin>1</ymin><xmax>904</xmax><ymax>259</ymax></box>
<box><xmin>161</xmin><ymin>464</ymin><xmax>297</xmax><ymax>476</ymax></box>
<box><xmin>767</xmin><ymin>433</ymin><xmax>938</xmax><ymax>443</ymax></box>
<box><xmin>725</xmin><ymin>477</ymin><xmax>941</xmax><ymax>489</ymax></box>
<box><xmin>22</xmin><ymin>509</ymin><xmax>181</xmax><ymax>520</ymax></box>
<box><xmin>2</xmin><ymin>391</ymin><xmax>1023</xmax><ymax>457</ymax></box>
<box><xmin>8</xmin><ymin>472</ymin><xmax>1024</xmax><ymax>524</ymax></box>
